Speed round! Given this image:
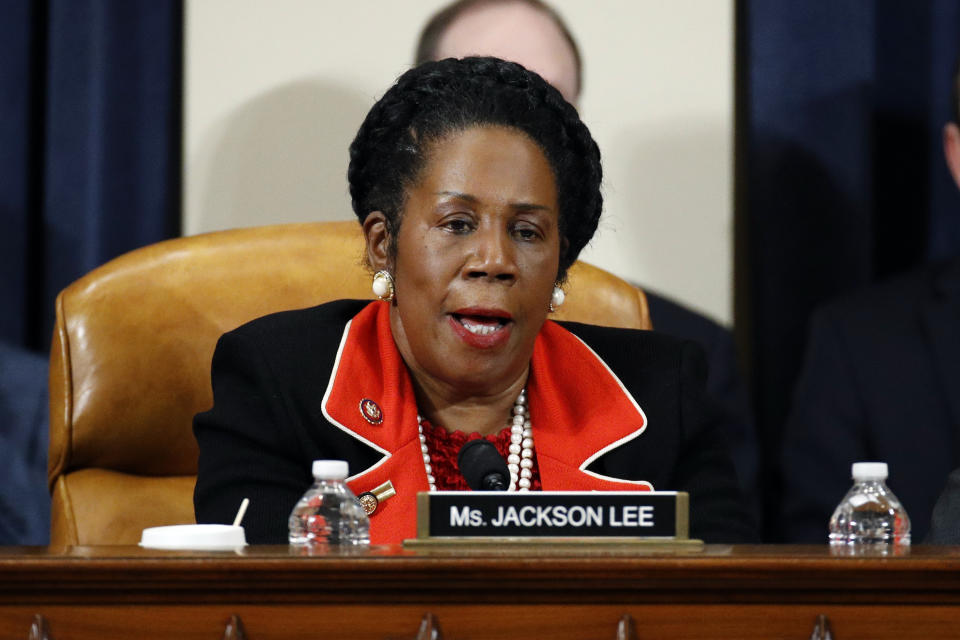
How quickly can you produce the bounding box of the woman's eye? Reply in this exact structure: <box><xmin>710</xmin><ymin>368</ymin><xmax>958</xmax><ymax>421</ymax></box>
<box><xmin>513</xmin><ymin>226</ymin><xmax>541</xmax><ymax>241</ymax></box>
<box><xmin>443</xmin><ymin>218</ymin><xmax>473</xmax><ymax>234</ymax></box>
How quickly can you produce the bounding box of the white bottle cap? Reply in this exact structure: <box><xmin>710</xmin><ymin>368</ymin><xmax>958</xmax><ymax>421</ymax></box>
<box><xmin>312</xmin><ymin>459</ymin><xmax>349</xmax><ymax>479</ymax></box>
<box><xmin>852</xmin><ymin>462</ymin><xmax>888</xmax><ymax>480</ymax></box>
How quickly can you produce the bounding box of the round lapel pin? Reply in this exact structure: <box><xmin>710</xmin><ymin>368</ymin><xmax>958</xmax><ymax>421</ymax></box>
<box><xmin>357</xmin><ymin>480</ymin><xmax>396</xmax><ymax>515</ymax></box>
<box><xmin>359</xmin><ymin>398</ymin><xmax>383</xmax><ymax>425</ymax></box>
<box><xmin>357</xmin><ymin>492</ymin><xmax>379</xmax><ymax>515</ymax></box>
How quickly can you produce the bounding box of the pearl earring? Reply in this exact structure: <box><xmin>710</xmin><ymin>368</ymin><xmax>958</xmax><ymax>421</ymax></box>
<box><xmin>372</xmin><ymin>270</ymin><xmax>395</xmax><ymax>301</ymax></box>
<box><xmin>549</xmin><ymin>285</ymin><xmax>565</xmax><ymax>312</ymax></box>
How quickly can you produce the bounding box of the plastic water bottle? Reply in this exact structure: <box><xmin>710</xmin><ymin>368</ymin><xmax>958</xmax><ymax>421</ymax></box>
<box><xmin>288</xmin><ymin>460</ymin><xmax>370</xmax><ymax>546</ymax></box>
<box><xmin>828</xmin><ymin>462</ymin><xmax>910</xmax><ymax>548</ymax></box>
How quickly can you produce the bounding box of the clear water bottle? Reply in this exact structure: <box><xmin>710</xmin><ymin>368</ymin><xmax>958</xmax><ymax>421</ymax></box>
<box><xmin>288</xmin><ymin>460</ymin><xmax>370</xmax><ymax>546</ymax></box>
<box><xmin>828</xmin><ymin>462</ymin><xmax>910</xmax><ymax>548</ymax></box>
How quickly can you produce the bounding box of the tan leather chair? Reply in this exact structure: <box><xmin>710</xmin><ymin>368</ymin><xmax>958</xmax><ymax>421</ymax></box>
<box><xmin>48</xmin><ymin>221</ymin><xmax>650</xmax><ymax>545</ymax></box>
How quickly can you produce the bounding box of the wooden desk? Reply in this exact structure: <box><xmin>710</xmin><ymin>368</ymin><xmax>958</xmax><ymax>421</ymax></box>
<box><xmin>1</xmin><ymin>544</ymin><xmax>958</xmax><ymax>639</ymax></box>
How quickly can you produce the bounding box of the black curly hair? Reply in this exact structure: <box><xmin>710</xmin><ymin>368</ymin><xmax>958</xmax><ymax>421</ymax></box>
<box><xmin>347</xmin><ymin>56</ymin><xmax>602</xmax><ymax>282</ymax></box>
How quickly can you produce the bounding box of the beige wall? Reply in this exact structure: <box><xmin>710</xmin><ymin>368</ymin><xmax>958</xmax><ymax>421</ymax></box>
<box><xmin>184</xmin><ymin>0</ymin><xmax>733</xmax><ymax>325</ymax></box>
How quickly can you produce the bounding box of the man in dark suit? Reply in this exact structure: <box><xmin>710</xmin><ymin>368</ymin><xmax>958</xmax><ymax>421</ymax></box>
<box><xmin>780</xmin><ymin>260</ymin><xmax>960</xmax><ymax>542</ymax></box>
<box><xmin>0</xmin><ymin>342</ymin><xmax>50</xmax><ymax>545</ymax></box>
<box><xmin>415</xmin><ymin>0</ymin><xmax>759</xmax><ymax>519</ymax></box>
<box><xmin>781</xmin><ymin>67</ymin><xmax>960</xmax><ymax>543</ymax></box>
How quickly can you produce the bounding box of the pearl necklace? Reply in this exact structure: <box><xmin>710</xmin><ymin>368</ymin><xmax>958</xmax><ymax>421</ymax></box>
<box><xmin>417</xmin><ymin>388</ymin><xmax>535</xmax><ymax>492</ymax></box>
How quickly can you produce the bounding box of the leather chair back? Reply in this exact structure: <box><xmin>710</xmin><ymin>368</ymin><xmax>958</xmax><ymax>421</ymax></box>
<box><xmin>48</xmin><ymin>221</ymin><xmax>650</xmax><ymax>545</ymax></box>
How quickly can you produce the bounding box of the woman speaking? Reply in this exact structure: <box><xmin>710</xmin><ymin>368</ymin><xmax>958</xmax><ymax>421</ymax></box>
<box><xmin>193</xmin><ymin>57</ymin><xmax>755</xmax><ymax>544</ymax></box>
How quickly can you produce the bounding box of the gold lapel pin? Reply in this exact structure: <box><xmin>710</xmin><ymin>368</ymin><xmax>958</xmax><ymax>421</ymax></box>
<box><xmin>357</xmin><ymin>480</ymin><xmax>397</xmax><ymax>515</ymax></box>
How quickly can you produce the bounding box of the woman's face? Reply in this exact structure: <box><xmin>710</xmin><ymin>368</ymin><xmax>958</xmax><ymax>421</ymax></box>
<box><xmin>384</xmin><ymin>125</ymin><xmax>560</xmax><ymax>397</ymax></box>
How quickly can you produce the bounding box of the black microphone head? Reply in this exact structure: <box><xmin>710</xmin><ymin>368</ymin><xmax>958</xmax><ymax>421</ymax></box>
<box><xmin>457</xmin><ymin>439</ymin><xmax>510</xmax><ymax>491</ymax></box>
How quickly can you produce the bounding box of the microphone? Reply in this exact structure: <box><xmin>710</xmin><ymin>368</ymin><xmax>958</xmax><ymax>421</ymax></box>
<box><xmin>457</xmin><ymin>440</ymin><xmax>510</xmax><ymax>491</ymax></box>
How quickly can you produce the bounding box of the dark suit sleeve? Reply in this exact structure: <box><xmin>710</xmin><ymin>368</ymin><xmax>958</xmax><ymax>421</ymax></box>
<box><xmin>926</xmin><ymin>468</ymin><xmax>960</xmax><ymax>543</ymax></box>
<box><xmin>193</xmin><ymin>329</ymin><xmax>314</xmax><ymax>544</ymax></box>
<box><xmin>0</xmin><ymin>343</ymin><xmax>51</xmax><ymax>545</ymax></box>
<box><xmin>673</xmin><ymin>341</ymin><xmax>759</xmax><ymax>543</ymax></box>
<box><xmin>701</xmin><ymin>327</ymin><xmax>759</xmax><ymax>515</ymax></box>
<box><xmin>780</xmin><ymin>308</ymin><xmax>867</xmax><ymax>543</ymax></box>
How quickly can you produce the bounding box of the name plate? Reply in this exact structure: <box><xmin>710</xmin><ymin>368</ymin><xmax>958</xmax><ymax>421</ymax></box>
<box><xmin>413</xmin><ymin>491</ymin><xmax>689</xmax><ymax>541</ymax></box>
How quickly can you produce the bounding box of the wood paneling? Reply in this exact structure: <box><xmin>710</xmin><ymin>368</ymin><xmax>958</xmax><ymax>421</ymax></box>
<box><xmin>1</xmin><ymin>545</ymin><xmax>958</xmax><ymax>639</ymax></box>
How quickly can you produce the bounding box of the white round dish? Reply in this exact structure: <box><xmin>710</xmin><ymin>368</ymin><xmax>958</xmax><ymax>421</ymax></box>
<box><xmin>139</xmin><ymin>524</ymin><xmax>247</xmax><ymax>550</ymax></box>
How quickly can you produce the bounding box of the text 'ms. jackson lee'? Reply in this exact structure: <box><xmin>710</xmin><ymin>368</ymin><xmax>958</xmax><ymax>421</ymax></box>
<box><xmin>419</xmin><ymin>491</ymin><xmax>688</xmax><ymax>539</ymax></box>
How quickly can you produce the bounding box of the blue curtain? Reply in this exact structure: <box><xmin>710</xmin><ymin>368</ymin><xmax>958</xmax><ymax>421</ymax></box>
<box><xmin>1</xmin><ymin>0</ymin><xmax>182</xmax><ymax>353</ymax></box>
<box><xmin>0</xmin><ymin>0</ymin><xmax>181</xmax><ymax>544</ymax></box>
<box><xmin>739</xmin><ymin>0</ymin><xmax>960</xmax><ymax>539</ymax></box>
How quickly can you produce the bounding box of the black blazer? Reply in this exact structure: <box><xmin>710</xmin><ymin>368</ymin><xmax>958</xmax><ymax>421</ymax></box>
<box><xmin>194</xmin><ymin>300</ymin><xmax>757</xmax><ymax>544</ymax></box>
<box><xmin>645</xmin><ymin>290</ymin><xmax>759</xmax><ymax>520</ymax></box>
<box><xmin>781</xmin><ymin>260</ymin><xmax>960</xmax><ymax>542</ymax></box>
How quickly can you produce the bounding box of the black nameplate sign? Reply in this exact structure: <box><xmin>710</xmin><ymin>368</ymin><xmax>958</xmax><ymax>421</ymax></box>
<box><xmin>415</xmin><ymin>491</ymin><xmax>688</xmax><ymax>540</ymax></box>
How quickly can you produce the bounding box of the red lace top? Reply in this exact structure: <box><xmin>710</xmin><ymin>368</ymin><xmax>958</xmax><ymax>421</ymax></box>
<box><xmin>420</xmin><ymin>420</ymin><xmax>542</xmax><ymax>491</ymax></box>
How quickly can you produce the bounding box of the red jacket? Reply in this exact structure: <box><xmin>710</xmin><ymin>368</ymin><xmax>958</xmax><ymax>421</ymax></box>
<box><xmin>326</xmin><ymin>301</ymin><xmax>654</xmax><ymax>543</ymax></box>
